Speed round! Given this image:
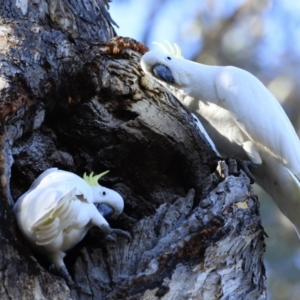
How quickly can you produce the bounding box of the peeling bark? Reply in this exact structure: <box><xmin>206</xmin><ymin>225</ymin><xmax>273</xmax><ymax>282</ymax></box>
<box><xmin>0</xmin><ymin>1</ymin><xmax>266</xmax><ymax>299</ymax></box>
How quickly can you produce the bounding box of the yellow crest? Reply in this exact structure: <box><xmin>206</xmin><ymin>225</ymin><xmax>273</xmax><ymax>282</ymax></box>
<box><xmin>152</xmin><ymin>40</ymin><xmax>184</xmax><ymax>59</ymax></box>
<box><xmin>83</xmin><ymin>170</ymin><xmax>110</xmax><ymax>186</ymax></box>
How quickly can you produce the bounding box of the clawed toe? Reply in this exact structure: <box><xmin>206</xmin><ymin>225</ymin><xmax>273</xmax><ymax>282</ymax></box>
<box><xmin>112</xmin><ymin>228</ymin><xmax>132</xmax><ymax>242</ymax></box>
<box><xmin>49</xmin><ymin>264</ymin><xmax>74</xmax><ymax>286</ymax></box>
<box><xmin>217</xmin><ymin>157</ymin><xmax>259</xmax><ymax>184</ymax></box>
<box><xmin>105</xmin><ymin>234</ymin><xmax>117</xmax><ymax>242</ymax></box>
<box><xmin>106</xmin><ymin>229</ymin><xmax>132</xmax><ymax>243</ymax></box>
<box><xmin>59</xmin><ymin>266</ymin><xmax>75</xmax><ymax>286</ymax></box>
<box><xmin>234</xmin><ymin>158</ymin><xmax>258</xmax><ymax>184</ymax></box>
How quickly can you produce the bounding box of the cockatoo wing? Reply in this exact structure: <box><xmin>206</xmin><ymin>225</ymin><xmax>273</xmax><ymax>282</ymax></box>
<box><xmin>215</xmin><ymin>66</ymin><xmax>300</xmax><ymax>172</ymax></box>
<box><xmin>28</xmin><ymin>187</ymin><xmax>65</xmax><ymax>226</ymax></box>
<box><xmin>35</xmin><ymin>170</ymin><xmax>93</xmax><ymax>201</ymax></box>
<box><xmin>31</xmin><ymin>188</ymin><xmax>78</xmax><ymax>246</ymax></box>
<box><xmin>13</xmin><ymin>168</ymin><xmax>60</xmax><ymax>214</ymax></box>
<box><xmin>13</xmin><ymin>169</ymin><xmax>93</xmax><ymax>216</ymax></box>
<box><xmin>27</xmin><ymin>168</ymin><xmax>59</xmax><ymax>191</ymax></box>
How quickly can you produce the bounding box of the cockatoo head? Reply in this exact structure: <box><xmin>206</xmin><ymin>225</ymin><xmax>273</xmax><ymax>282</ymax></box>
<box><xmin>140</xmin><ymin>41</ymin><xmax>192</xmax><ymax>88</ymax></box>
<box><xmin>83</xmin><ymin>171</ymin><xmax>124</xmax><ymax>219</ymax></box>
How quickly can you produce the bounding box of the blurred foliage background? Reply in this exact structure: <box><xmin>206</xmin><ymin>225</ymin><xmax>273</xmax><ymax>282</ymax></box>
<box><xmin>110</xmin><ymin>0</ymin><xmax>300</xmax><ymax>299</ymax></box>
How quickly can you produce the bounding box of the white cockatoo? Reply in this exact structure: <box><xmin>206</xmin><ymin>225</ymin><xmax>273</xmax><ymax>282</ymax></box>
<box><xmin>13</xmin><ymin>168</ymin><xmax>130</xmax><ymax>283</ymax></box>
<box><xmin>140</xmin><ymin>42</ymin><xmax>300</xmax><ymax>238</ymax></box>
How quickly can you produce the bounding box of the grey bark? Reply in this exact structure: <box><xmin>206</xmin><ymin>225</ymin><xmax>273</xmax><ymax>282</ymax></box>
<box><xmin>0</xmin><ymin>1</ymin><xmax>266</xmax><ymax>299</ymax></box>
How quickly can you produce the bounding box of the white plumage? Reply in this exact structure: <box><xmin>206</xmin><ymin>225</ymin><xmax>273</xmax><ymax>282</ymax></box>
<box><xmin>13</xmin><ymin>168</ymin><xmax>128</xmax><ymax>283</ymax></box>
<box><xmin>140</xmin><ymin>44</ymin><xmax>300</xmax><ymax>237</ymax></box>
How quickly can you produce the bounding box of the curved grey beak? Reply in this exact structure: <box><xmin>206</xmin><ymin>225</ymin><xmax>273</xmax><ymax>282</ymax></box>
<box><xmin>152</xmin><ymin>64</ymin><xmax>174</xmax><ymax>83</ymax></box>
<box><xmin>96</xmin><ymin>203</ymin><xmax>114</xmax><ymax>218</ymax></box>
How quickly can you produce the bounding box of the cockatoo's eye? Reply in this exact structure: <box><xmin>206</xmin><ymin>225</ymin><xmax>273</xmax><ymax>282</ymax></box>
<box><xmin>102</xmin><ymin>191</ymin><xmax>106</xmax><ymax>196</ymax></box>
<box><xmin>167</xmin><ymin>56</ymin><xmax>171</xmax><ymax>60</ymax></box>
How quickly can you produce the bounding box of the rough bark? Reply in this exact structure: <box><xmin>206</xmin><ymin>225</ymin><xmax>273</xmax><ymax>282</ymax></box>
<box><xmin>0</xmin><ymin>1</ymin><xmax>266</xmax><ymax>299</ymax></box>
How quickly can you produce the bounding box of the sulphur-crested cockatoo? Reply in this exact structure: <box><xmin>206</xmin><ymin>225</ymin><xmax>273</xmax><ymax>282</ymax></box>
<box><xmin>140</xmin><ymin>42</ymin><xmax>300</xmax><ymax>238</ymax></box>
<box><xmin>13</xmin><ymin>168</ymin><xmax>130</xmax><ymax>283</ymax></box>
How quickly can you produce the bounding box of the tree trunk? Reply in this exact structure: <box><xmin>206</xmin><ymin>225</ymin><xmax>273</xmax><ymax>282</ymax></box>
<box><xmin>0</xmin><ymin>1</ymin><xmax>266</xmax><ymax>299</ymax></box>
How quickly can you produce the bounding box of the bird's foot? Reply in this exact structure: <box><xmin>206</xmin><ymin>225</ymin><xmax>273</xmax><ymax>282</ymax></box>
<box><xmin>49</xmin><ymin>264</ymin><xmax>55</xmax><ymax>273</ymax></box>
<box><xmin>216</xmin><ymin>158</ymin><xmax>259</xmax><ymax>184</ymax></box>
<box><xmin>105</xmin><ymin>228</ymin><xmax>132</xmax><ymax>243</ymax></box>
<box><xmin>50</xmin><ymin>265</ymin><xmax>94</xmax><ymax>294</ymax></box>
<box><xmin>49</xmin><ymin>264</ymin><xmax>74</xmax><ymax>286</ymax></box>
<box><xmin>58</xmin><ymin>265</ymin><xmax>75</xmax><ymax>286</ymax></box>
<box><xmin>100</xmin><ymin>223</ymin><xmax>132</xmax><ymax>243</ymax></box>
<box><xmin>112</xmin><ymin>228</ymin><xmax>132</xmax><ymax>242</ymax></box>
<box><xmin>232</xmin><ymin>158</ymin><xmax>259</xmax><ymax>184</ymax></box>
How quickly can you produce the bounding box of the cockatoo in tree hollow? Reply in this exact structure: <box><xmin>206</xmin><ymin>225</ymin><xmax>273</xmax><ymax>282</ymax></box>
<box><xmin>140</xmin><ymin>42</ymin><xmax>300</xmax><ymax>238</ymax></box>
<box><xmin>13</xmin><ymin>168</ymin><xmax>130</xmax><ymax>284</ymax></box>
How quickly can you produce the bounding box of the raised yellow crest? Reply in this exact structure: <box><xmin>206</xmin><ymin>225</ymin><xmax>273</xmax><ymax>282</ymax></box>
<box><xmin>83</xmin><ymin>170</ymin><xmax>110</xmax><ymax>186</ymax></box>
<box><xmin>152</xmin><ymin>40</ymin><xmax>184</xmax><ymax>59</ymax></box>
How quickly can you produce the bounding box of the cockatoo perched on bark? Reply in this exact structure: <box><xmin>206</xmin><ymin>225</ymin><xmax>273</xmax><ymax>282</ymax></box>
<box><xmin>13</xmin><ymin>168</ymin><xmax>130</xmax><ymax>284</ymax></box>
<box><xmin>140</xmin><ymin>42</ymin><xmax>300</xmax><ymax>238</ymax></box>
